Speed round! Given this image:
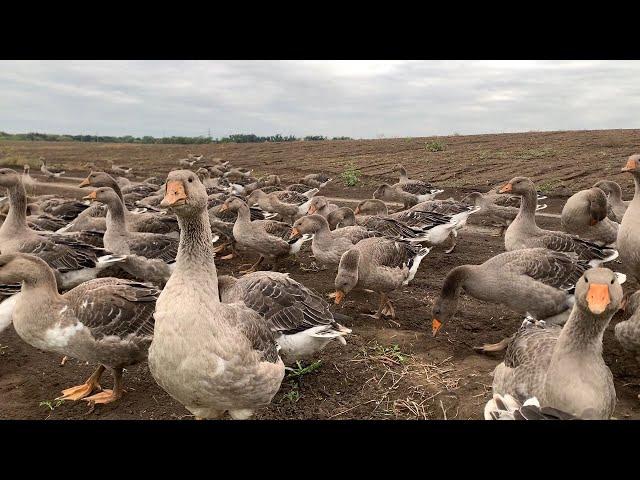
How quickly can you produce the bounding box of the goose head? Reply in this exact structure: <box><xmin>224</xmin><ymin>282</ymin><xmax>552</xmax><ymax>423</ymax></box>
<box><xmin>498</xmin><ymin>176</ymin><xmax>535</xmax><ymax>196</ymax></box>
<box><xmin>83</xmin><ymin>187</ymin><xmax>120</xmax><ymax>206</ymax></box>
<box><xmin>291</xmin><ymin>214</ymin><xmax>326</xmax><ymax>238</ymax></box>
<box><xmin>219</xmin><ymin>196</ymin><xmax>248</xmax><ymax>214</ymax></box>
<box><xmin>621</xmin><ymin>154</ymin><xmax>640</xmax><ymax>175</ymax></box>
<box><xmin>334</xmin><ymin>249</ymin><xmax>360</xmax><ymax>305</ymax></box>
<box><xmin>327</xmin><ymin>207</ymin><xmax>356</xmax><ymax>229</ymax></box>
<box><xmin>0</xmin><ymin>168</ymin><xmax>22</xmax><ymax>189</ymax></box>
<box><xmin>160</xmin><ymin>169</ymin><xmax>208</xmax><ymax>216</ymax></box>
<box><xmin>307</xmin><ymin>196</ymin><xmax>329</xmax><ymax>215</ymax></box>
<box><xmin>79</xmin><ymin>171</ymin><xmax>117</xmax><ymax>189</ymax></box>
<box><xmin>585</xmin><ymin>187</ymin><xmax>609</xmax><ymax>225</ymax></box>
<box><xmin>593</xmin><ymin>180</ymin><xmax>623</xmax><ymax>200</ymax></box>
<box><xmin>355</xmin><ymin>199</ymin><xmax>388</xmax><ymax>216</ymax></box>
<box><xmin>575</xmin><ymin>268</ymin><xmax>623</xmax><ymax>317</ymax></box>
<box><xmin>372</xmin><ymin>184</ymin><xmax>394</xmax><ymax>201</ymax></box>
<box><xmin>0</xmin><ymin>253</ymin><xmax>51</xmax><ymax>285</ymax></box>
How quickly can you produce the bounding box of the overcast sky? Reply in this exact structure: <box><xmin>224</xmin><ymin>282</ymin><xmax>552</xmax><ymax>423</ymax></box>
<box><xmin>1</xmin><ymin>60</ymin><xmax>638</xmax><ymax>139</ymax></box>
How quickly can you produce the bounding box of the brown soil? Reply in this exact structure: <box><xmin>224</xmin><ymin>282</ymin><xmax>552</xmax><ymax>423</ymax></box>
<box><xmin>0</xmin><ymin>130</ymin><xmax>639</xmax><ymax>420</ymax></box>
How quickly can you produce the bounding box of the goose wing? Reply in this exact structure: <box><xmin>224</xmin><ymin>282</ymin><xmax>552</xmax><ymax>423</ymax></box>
<box><xmin>23</xmin><ymin>235</ymin><xmax>100</xmax><ymax>272</ymax></box>
<box><xmin>128</xmin><ymin>234</ymin><xmax>179</xmax><ymax>263</ymax></box>
<box><xmin>235</xmin><ymin>272</ymin><xmax>336</xmax><ymax>335</ymax></box>
<box><xmin>65</xmin><ymin>278</ymin><xmax>158</xmax><ymax>339</ymax></box>
<box><xmin>507</xmin><ymin>249</ymin><xmax>589</xmax><ymax>292</ymax></box>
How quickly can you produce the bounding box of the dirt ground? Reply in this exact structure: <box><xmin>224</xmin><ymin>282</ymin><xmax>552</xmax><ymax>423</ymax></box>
<box><xmin>1</xmin><ymin>130</ymin><xmax>639</xmax><ymax>420</ymax></box>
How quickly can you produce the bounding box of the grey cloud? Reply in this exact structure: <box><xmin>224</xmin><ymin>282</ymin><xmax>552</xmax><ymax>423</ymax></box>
<box><xmin>0</xmin><ymin>60</ymin><xmax>638</xmax><ymax>138</ymax></box>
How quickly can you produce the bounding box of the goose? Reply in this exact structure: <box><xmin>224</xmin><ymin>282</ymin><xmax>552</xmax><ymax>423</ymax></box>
<box><xmin>327</xmin><ymin>206</ymin><xmax>448</xmax><ymax>240</ymax></box>
<box><xmin>500</xmin><ymin>176</ymin><xmax>618</xmax><ymax>266</ymax></box>
<box><xmin>594</xmin><ymin>179</ymin><xmax>629</xmax><ymax>222</ymax></box>
<box><xmin>354</xmin><ymin>198</ymin><xmax>480</xmax><ymax>253</ymax></box>
<box><xmin>301</xmin><ymin>173</ymin><xmax>332</xmax><ymax>189</ymax></box>
<box><xmin>291</xmin><ymin>214</ymin><xmax>379</xmax><ymax>268</ymax></box>
<box><xmin>484</xmin><ymin>394</ymin><xmax>577</xmax><ymax>420</ymax></box>
<box><xmin>490</xmin><ymin>267</ymin><xmax>622</xmax><ymax>419</ymax></box>
<box><xmin>615</xmin><ymin>290</ymin><xmax>640</xmax><ymax>365</ymax></box>
<box><xmin>0</xmin><ymin>169</ymin><xmax>108</xmax><ymax>289</ymax></box>
<box><xmin>430</xmin><ymin>248</ymin><xmax>594</xmax><ymax>337</ymax></box>
<box><xmin>306</xmin><ymin>196</ymin><xmax>339</xmax><ymax>218</ymax></box>
<box><xmin>0</xmin><ymin>252</ymin><xmax>158</xmax><ymax>405</ymax></box>
<box><xmin>179</xmin><ymin>158</ymin><xmax>198</xmax><ymax>168</ymax></box>
<box><xmin>334</xmin><ymin>237</ymin><xmax>430</xmax><ymax>321</ymax></box>
<box><xmin>22</xmin><ymin>164</ymin><xmax>34</xmax><ymax>183</ymax></box>
<box><xmin>617</xmin><ymin>154</ymin><xmax>640</xmax><ymax>282</ymax></box>
<box><xmin>40</xmin><ymin>158</ymin><xmax>65</xmax><ymax>180</ymax></box>
<box><xmin>286</xmin><ymin>183</ymin><xmax>317</xmax><ymax>194</ymax></box>
<box><xmin>149</xmin><ymin>169</ymin><xmax>285</xmax><ymax>420</ymax></box>
<box><xmin>110</xmin><ymin>163</ymin><xmax>133</xmax><ymax>177</ymax></box>
<box><xmin>461</xmin><ymin>191</ymin><xmax>548</xmax><ymax>236</ymax></box>
<box><xmin>78</xmin><ymin>172</ymin><xmax>179</xmax><ymax>235</ymax></box>
<box><xmin>40</xmin><ymin>197</ymin><xmax>89</xmax><ymax>221</ymax></box>
<box><xmin>220</xmin><ymin>196</ymin><xmax>310</xmax><ymax>273</ymax></box>
<box><xmin>561</xmin><ymin>187</ymin><xmax>618</xmax><ymax>246</ymax></box>
<box><xmin>373</xmin><ymin>183</ymin><xmax>443</xmax><ymax>209</ymax></box>
<box><xmin>224</xmin><ymin>167</ymin><xmax>253</xmax><ymax>181</ymax></box>
<box><xmin>84</xmin><ymin>187</ymin><xmax>178</xmax><ymax>264</ymax></box>
<box><xmin>228</xmin><ymin>174</ymin><xmax>281</xmax><ymax>196</ymax></box>
<box><xmin>218</xmin><ymin>271</ymin><xmax>351</xmax><ymax>362</ymax></box>
<box><xmin>247</xmin><ymin>188</ymin><xmax>316</xmax><ymax>224</ymax></box>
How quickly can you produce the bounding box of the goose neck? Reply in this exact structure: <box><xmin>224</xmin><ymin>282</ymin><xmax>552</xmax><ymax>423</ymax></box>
<box><xmin>1</xmin><ymin>182</ymin><xmax>28</xmax><ymax>234</ymax></box>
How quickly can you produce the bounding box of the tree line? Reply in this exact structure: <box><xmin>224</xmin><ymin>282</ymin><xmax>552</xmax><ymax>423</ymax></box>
<box><xmin>0</xmin><ymin>131</ymin><xmax>353</xmax><ymax>144</ymax></box>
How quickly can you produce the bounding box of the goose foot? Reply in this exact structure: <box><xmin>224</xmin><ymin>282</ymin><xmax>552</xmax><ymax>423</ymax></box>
<box><xmin>326</xmin><ymin>292</ymin><xmax>337</xmax><ymax>300</ymax></box>
<box><xmin>444</xmin><ymin>233</ymin><xmax>457</xmax><ymax>254</ymax></box>
<box><xmin>239</xmin><ymin>256</ymin><xmax>264</xmax><ymax>274</ymax></box>
<box><xmin>219</xmin><ymin>253</ymin><xmax>236</xmax><ymax>260</ymax></box>
<box><xmin>212</xmin><ymin>244</ymin><xmax>226</xmax><ymax>254</ymax></box>
<box><xmin>83</xmin><ymin>367</ymin><xmax>123</xmax><ymax>405</ymax></box>
<box><xmin>473</xmin><ymin>335</ymin><xmax>514</xmax><ymax>354</ymax></box>
<box><xmin>57</xmin><ymin>365</ymin><xmax>105</xmax><ymax>401</ymax></box>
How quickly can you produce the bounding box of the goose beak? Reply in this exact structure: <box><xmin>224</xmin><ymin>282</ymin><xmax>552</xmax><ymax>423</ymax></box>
<box><xmin>334</xmin><ymin>290</ymin><xmax>345</xmax><ymax>305</ymax></box>
<box><xmin>289</xmin><ymin>227</ymin><xmax>300</xmax><ymax>239</ymax></box>
<box><xmin>587</xmin><ymin>283</ymin><xmax>611</xmax><ymax>314</ymax></box>
<box><xmin>354</xmin><ymin>207</ymin><xmax>361</xmax><ymax>215</ymax></box>
<box><xmin>83</xmin><ymin>191</ymin><xmax>97</xmax><ymax>201</ymax></box>
<box><xmin>219</xmin><ymin>203</ymin><xmax>229</xmax><ymax>212</ymax></box>
<box><xmin>589</xmin><ymin>218</ymin><xmax>598</xmax><ymax>226</ymax></box>
<box><xmin>79</xmin><ymin>178</ymin><xmax>91</xmax><ymax>188</ymax></box>
<box><xmin>622</xmin><ymin>158</ymin><xmax>637</xmax><ymax>172</ymax></box>
<box><xmin>308</xmin><ymin>206</ymin><xmax>317</xmax><ymax>215</ymax></box>
<box><xmin>161</xmin><ymin>180</ymin><xmax>188</xmax><ymax>208</ymax></box>
<box><xmin>432</xmin><ymin>318</ymin><xmax>442</xmax><ymax>336</ymax></box>
<box><xmin>498</xmin><ymin>183</ymin><xmax>512</xmax><ymax>193</ymax></box>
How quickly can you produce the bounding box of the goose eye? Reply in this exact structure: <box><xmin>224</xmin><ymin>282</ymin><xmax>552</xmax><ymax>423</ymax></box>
<box><xmin>611</xmin><ymin>278</ymin><xmax>615</xmax><ymax>285</ymax></box>
<box><xmin>584</xmin><ymin>276</ymin><xmax>589</xmax><ymax>283</ymax></box>
<box><xmin>188</xmin><ymin>177</ymin><xmax>194</xmax><ymax>183</ymax></box>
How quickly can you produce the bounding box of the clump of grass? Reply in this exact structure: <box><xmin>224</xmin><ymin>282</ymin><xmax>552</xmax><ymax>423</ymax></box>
<box><xmin>39</xmin><ymin>399</ymin><xmax>64</xmax><ymax>411</ymax></box>
<box><xmin>341</xmin><ymin>162</ymin><xmax>361</xmax><ymax>187</ymax></box>
<box><xmin>536</xmin><ymin>179</ymin><xmax>560</xmax><ymax>193</ymax></box>
<box><xmin>425</xmin><ymin>140</ymin><xmax>445</xmax><ymax>152</ymax></box>
<box><xmin>0</xmin><ymin>155</ymin><xmax>41</xmax><ymax>168</ymax></box>
<box><xmin>279</xmin><ymin>360</ymin><xmax>323</xmax><ymax>404</ymax></box>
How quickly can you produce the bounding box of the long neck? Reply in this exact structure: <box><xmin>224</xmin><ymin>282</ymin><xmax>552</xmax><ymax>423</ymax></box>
<box><xmin>631</xmin><ymin>174</ymin><xmax>640</xmax><ymax>206</ymax></box>
<box><xmin>175</xmin><ymin>210</ymin><xmax>218</xmax><ymax>296</ymax></box>
<box><xmin>553</xmin><ymin>306</ymin><xmax>610</xmax><ymax>357</ymax></box>
<box><xmin>104</xmin><ymin>197</ymin><xmax>128</xmax><ymax>233</ymax></box>
<box><xmin>236</xmin><ymin>204</ymin><xmax>251</xmax><ymax>223</ymax></box>
<box><xmin>1</xmin><ymin>182</ymin><xmax>29</xmax><ymax>234</ymax></box>
<box><xmin>442</xmin><ymin>265</ymin><xmax>471</xmax><ymax>299</ymax></box>
<box><xmin>312</xmin><ymin>218</ymin><xmax>332</xmax><ymax>240</ymax></box>
<box><xmin>106</xmin><ymin>180</ymin><xmax>124</xmax><ymax>203</ymax></box>
<box><xmin>399</xmin><ymin>168</ymin><xmax>408</xmax><ymax>182</ymax></box>
<box><xmin>20</xmin><ymin>263</ymin><xmax>61</xmax><ymax>300</ymax></box>
<box><xmin>514</xmin><ymin>188</ymin><xmax>538</xmax><ymax>226</ymax></box>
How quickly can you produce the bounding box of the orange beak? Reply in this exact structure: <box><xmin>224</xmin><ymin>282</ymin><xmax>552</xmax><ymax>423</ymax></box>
<box><xmin>219</xmin><ymin>203</ymin><xmax>229</xmax><ymax>212</ymax></box>
<box><xmin>589</xmin><ymin>218</ymin><xmax>598</xmax><ymax>226</ymax></box>
<box><xmin>161</xmin><ymin>180</ymin><xmax>187</xmax><ymax>208</ymax></box>
<box><xmin>334</xmin><ymin>290</ymin><xmax>345</xmax><ymax>305</ymax></box>
<box><xmin>586</xmin><ymin>283</ymin><xmax>611</xmax><ymax>314</ymax></box>
<box><xmin>499</xmin><ymin>183</ymin><xmax>512</xmax><ymax>193</ymax></box>
<box><xmin>354</xmin><ymin>207</ymin><xmax>361</xmax><ymax>215</ymax></box>
<box><xmin>432</xmin><ymin>318</ymin><xmax>442</xmax><ymax>336</ymax></box>
<box><xmin>289</xmin><ymin>227</ymin><xmax>300</xmax><ymax>239</ymax></box>
<box><xmin>83</xmin><ymin>191</ymin><xmax>97</xmax><ymax>201</ymax></box>
<box><xmin>621</xmin><ymin>158</ymin><xmax>637</xmax><ymax>172</ymax></box>
<box><xmin>308</xmin><ymin>206</ymin><xmax>317</xmax><ymax>215</ymax></box>
<box><xmin>79</xmin><ymin>177</ymin><xmax>91</xmax><ymax>188</ymax></box>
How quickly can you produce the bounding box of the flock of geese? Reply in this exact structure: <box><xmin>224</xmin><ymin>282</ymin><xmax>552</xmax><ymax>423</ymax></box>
<box><xmin>0</xmin><ymin>152</ymin><xmax>639</xmax><ymax>420</ymax></box>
